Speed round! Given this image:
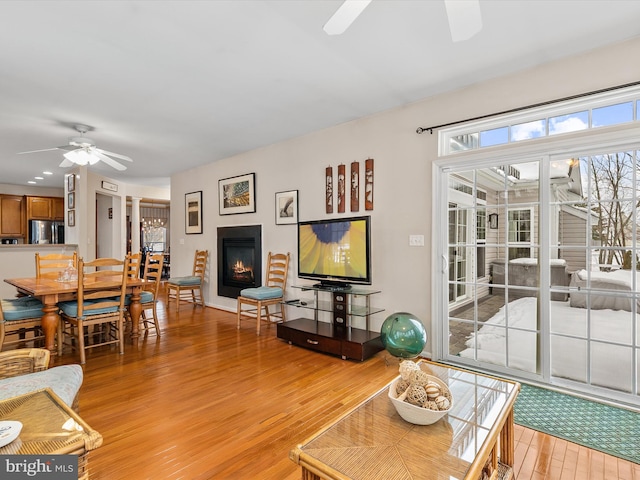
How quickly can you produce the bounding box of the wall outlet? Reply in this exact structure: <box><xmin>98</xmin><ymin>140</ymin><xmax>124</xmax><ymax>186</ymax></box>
<box><xmin>409</xmin><ymin>234</ymin><xmax>424</xmax><ymax>246</ymax></box>
<box><xmin>179</xmin><ymin>238</ymin><xmax>185</xmax><ymax>245</ymax></box>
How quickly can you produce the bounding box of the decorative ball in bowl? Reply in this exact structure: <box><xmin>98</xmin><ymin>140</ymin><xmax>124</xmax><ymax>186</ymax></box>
<box><xmin>388</xmin><ymin>373</ymin><xmax>454</xmax><ymax>425</ymax></box>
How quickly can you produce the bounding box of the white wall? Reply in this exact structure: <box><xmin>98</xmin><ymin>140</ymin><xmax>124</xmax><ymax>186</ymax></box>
<box><xmin>170</xmin><ymin>37</ymin><xmax>640</xmax><ymax>350</ymax></box>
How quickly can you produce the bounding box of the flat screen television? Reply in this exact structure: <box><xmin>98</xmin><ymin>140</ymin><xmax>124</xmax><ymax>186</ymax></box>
<box><xmin>297</xmin><ymin>215</ymin><xmax>371</xmax><ymax>288</ymax></box>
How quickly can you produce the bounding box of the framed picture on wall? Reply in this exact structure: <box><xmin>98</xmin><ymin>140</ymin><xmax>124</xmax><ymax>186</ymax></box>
<box><xmin>185</xmin><ymin>190</ymin><xmax>203</xmax><ymax>234</ymax></box>
<box><xmin>275</xmin><ymin>190</ymin><xmax>298</xmax><ymax>225</ymax></box>
<box><xmin>68</xmin><ymin>192</ymin><xmax>75</xmax><ymax>210</ymax></box>
<box><xmin>67</xmin><ymin>174</ymin><xmax>75</xmax><ymax>192</ymax></box>
<box><xmin>68</xmin><ymin>209</ymin><xmax>75</xmax><ymax>227</ymax></box>
<box><xmin>218</xmin><ymin>172</ymin><xmax>256</xmax><ymax>215</ymax></box>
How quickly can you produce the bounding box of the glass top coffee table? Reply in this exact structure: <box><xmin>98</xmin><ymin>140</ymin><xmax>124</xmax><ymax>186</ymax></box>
<box><xmin>289</xmin><ymin>360</ymin><xmax>520</xmax><ymax>480</ymax></box>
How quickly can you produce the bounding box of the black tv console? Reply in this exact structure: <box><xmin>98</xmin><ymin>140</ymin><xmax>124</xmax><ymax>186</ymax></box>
<box><xmin>277</xmin><ymin>285</ymin><xmax>384</xmax><ymax>361</ymax></box>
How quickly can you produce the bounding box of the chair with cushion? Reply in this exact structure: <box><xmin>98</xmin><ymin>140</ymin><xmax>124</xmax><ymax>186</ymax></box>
<box><xmin>0</xmin><ymin>296</ymin><xmax>45</xmax><ymax>351</ymax></box>
<box><xmin>57</xmin><ymin>256</ymin><xmax>130</xmax><ymax>364</ymax></box>
<box><xmin>0</xmin><ymin>348</ymin><xmax>83</xmax><ymax>411</ymax></box>
<box><xmin>237</xmin><ymin>252</ymin><xmax>290</xmax><ymax>335</ymax></box>
<box><xmin>167</xmin><ymin>250</ymin><xmax>208</xmax><ymax>309</ymax></box>
<box><xmin>35</xmin><ymin>251</ymin><xmax>78</xmax><ymax>279</ymax></box>
<box><xmin>126</xmin><ymin>253</ymin><xmax>164</xmax><ymax>336</ymax></box>
<box><xmin>125</xmin><ymin>252</ymin><xmax>142</xmax><ymax>280</ymax></box>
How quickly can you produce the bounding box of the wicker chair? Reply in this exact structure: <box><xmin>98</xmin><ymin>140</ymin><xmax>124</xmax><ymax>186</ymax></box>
<box><xmin>166</xmin><ymin>250</ymin><xmax>208</xmax><ymax>309</ymax></box>
<box><xmin>0</xmin><ymin>348</ymin><xmax>83</xmax><ymax>412</ymax></box>
<box><xmin>237</xmin><ymin>252</ymin><xmax>290</xmax><ymax>335</ymax></box>
<box><xmin>0</xmin><ymin>348</ymin><xmax>49</xmax><ymax>379</ymax></box>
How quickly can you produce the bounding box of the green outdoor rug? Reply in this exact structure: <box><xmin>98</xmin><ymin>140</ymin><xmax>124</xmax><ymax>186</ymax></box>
<box><xmin>513</xmin><ymin>384</ymin><xmax>640</xmax><ymax>464</ymax></box>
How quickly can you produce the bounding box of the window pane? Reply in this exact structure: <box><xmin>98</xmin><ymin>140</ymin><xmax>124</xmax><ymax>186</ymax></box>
<box><xmin>480</xmin><ymin>127</ymin><xmax>508</xmax><ymax>147</ymax></box>
<box><xmin>511</xmin><ymin>119</ymin><xmax>545</xmax><ymax>141</ymax></box>
<box><xmin>548</xmin><ymin>111</ymin><xmax>588</xmax><ymax>135</ymax></box>
<box><xmin>592</xmin><ymin>102</ymin><xmax>633</xmax><ymax>128</ymax></box>
<box><xmin>449</xmin><ymin>133</ymin><xmax>479</xmax><ymax>152</ymax></box>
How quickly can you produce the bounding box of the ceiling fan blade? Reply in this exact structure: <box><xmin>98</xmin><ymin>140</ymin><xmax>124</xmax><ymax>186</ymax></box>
<box><xmin>19</xmin><ymin>145</ymin><xmax>80</xmax><ymax>155</ymax></box>
<box><xmin>95</xmin><ymin>148</ymin><xmax>133</xmax><ymax>162</ymax></box>
<box><xmin>59</xmin><ymin>158</ymin><xmax>75</xmax><ymax>168</ymax></box>
<box><xmin>444</xmin><ymin>0</ymin><xmax>482</xmax><ymax>42</ymax></box>
<box><xmin>94</xmin><ymin>151</ymin><xmax>127</xmax><ymax>171</ymax></box>
<box><xmin>323</xmin><ymin>0</ymin><xmax>372</xmax><ymax>35</ymax></box>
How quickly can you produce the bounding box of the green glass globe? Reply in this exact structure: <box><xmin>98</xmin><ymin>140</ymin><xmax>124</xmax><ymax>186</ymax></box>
<box><xmin>380</xmin><ymin>312</ymin><xmax>427</xmax><ymax>359</ymax></box>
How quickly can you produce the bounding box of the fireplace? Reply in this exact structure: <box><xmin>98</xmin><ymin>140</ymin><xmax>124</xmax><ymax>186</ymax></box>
<box><xmin>217</xmin><ymin>225</ymin><xmax>262</xmax><ymax>298</ymax></box>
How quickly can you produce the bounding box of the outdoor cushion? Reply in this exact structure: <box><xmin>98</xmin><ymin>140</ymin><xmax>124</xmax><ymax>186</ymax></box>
<box><xmin>1</xmin><ymin>297</ymin><xmax>44</xmax><ymax>321</ymax></box>
<box><xmin>124</xmin><ymin>291</ymin><xmax>154</xmax><ymax>305</ymax></box>
<box><xmin>167</xmin><ymin>276</ymin><xmax>201</xmax><ymax>286</ymax></box>
<box><xmin>58</xmin><ymin>298</ymin><xmax>121</xmax><ymax>317</ymax></box>
<box><xmin>0</xmin><ymin>365</ymin><xmax>83</xmax><ymax>408</ymax></box>
<box><xmin>239</xmin><ymin>286</ymin><xmax>283</xmax><ymax>300</ymax></box>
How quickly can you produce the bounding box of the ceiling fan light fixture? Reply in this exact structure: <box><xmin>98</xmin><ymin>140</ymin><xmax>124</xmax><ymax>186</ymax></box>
<box><xmin>63</xmin><ymin>149</ymin><xmax>96</xmax><ymax>166</ymax></box>
<box><xmin>444</xmin><ymin>0</ymin><xmax>482</xmax><ymax>43</ymax></box>
<box><xmin>323</xmin><ymin>0</ymin><xmax>372</xmax><ymax>36</ymax></box>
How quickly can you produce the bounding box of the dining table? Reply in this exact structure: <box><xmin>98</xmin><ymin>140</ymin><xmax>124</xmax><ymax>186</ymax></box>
<box><xmin>4</xmin><ymin>275</ymin><xmax>151</xmax><ymax>353</ymax></box>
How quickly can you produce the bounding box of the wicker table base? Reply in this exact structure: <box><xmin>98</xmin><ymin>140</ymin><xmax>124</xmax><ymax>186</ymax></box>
<box><xmin>0</xmin><ymin>388</ymin><xmax>102</xmax><ymax>480</ymax></box>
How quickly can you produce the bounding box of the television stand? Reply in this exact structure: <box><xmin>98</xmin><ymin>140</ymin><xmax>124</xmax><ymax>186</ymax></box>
<box><xmin>277</xmin><ymin>285</ymin><xmax>384</xmax><ymax>361</ymax></box>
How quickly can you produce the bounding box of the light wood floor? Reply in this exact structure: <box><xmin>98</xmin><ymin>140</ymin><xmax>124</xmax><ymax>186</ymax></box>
<box><xmin>47</xmin><ymin>286</ymin><xmax>639</xmax><ymax>480</ymax></box>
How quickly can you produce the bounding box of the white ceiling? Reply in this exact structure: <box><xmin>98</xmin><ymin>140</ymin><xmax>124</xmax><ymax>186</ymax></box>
<box><xmin>1</xmin><ymin>0</ymin><xmax>639</xmax><ymax>189</ymax></box>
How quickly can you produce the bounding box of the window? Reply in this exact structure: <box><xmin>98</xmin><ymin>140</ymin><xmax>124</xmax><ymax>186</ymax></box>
<box><xmin>508</xmin><ymin>208</ymin><xmax>532</xmax><ymax>260</ymax></box>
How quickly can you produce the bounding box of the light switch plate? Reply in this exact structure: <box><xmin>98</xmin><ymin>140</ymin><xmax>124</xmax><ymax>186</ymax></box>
<box><xmin>409</xmin><ymin>234</ymin><xmax>424</xmax><ymax>246</ymax></box>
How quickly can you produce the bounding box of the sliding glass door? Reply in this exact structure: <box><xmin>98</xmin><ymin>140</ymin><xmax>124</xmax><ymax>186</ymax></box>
<box><xmin>438</xmin><ymin>149</ymin><xmax>640</xmax><ymax>404</ymax></box>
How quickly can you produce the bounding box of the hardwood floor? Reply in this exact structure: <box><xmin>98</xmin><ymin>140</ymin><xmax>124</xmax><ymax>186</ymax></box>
<box><xmin>47</xmin><ymin>286</ymin><xmax>639</xmax><ymax>480</ymax></box>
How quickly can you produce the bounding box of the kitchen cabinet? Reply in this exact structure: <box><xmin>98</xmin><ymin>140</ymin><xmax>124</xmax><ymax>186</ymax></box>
<box><xmin>26</xmin><ymin>196</ymin><xmax>64</xmax><ymax>221</ymax></box>
<box><xmin>0</xmin><ymin>195</ymin><xmax>26</xmax><ymax>237</ymax></box>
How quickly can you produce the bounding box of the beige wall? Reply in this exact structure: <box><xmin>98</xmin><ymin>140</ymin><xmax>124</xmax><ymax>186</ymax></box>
<box><xmin>170</xmin><ymin>37</ymin><xmax>640</xmax><ymax>351</ymax></box>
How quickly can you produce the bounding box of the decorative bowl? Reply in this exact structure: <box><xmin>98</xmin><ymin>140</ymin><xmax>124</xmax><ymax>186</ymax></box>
<box><xmin>388</xmin><ymin>375</ymin><xmax>453</xmax><ymax>425</ymax></box>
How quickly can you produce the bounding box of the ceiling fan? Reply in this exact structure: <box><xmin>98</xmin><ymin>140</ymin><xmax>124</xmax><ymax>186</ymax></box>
<box><xmin>323</xmin><ymin>0</ymin><xmax>482</xmax><ymax>42</ymax></box>
<box><xmin>18</xmin><ymin>124</ymin><xmax>133</xmax><ymax>171</ymax></box>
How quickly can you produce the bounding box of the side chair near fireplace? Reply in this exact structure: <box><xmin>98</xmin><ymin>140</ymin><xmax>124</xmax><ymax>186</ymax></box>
<box><xmin>237</xmin><ymin>252</ymin><xmax>290</xmax><ymax>335</ymax></box>
<box><xmin>166</xmin><ymin>250</ymin><xmax>208</xmax><ymax>309</ymax></box>
<box><xmin>57</xmin><ymin>257</ymin><xmax>130</xmax><ymax>364</ymax></box>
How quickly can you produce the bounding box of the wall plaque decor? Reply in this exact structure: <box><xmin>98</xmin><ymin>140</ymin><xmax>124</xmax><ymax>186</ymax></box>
<box><xmin>337</xmin><ymin>164</ymin><xmax>345</xmax><ymax>213</ymax></box>
<box><xmin>185</xmin><ymin>190</ymin><xmax>203</xmax><ymax>234</ymax></box>
<box><xmin>219</xmin><ymin>172</ymin><xmax>256</xmax><ymax>215</ymax></box>
<box><xmin>350</xmin><ymin>161</ymin><xmax>359</xmax><ymax>212</ymax></box>
<box><xmin>325</xmin><ymin>166</ymin><xmax>333</xmax><ymax>214</ymax></box>
<box><xmin>365</xmin><ymin>158</ymin><xmax>374</xmax><ymax>210</ymax></box>
<box><xmin>275</xmin><ymin>190</ymin><xmax>298</xmax><ymax>225</ymax></box>
<box><xmin>67</xmin><ymin>174</ymin><xmax>75</xmax><ymax>192</ymax></box>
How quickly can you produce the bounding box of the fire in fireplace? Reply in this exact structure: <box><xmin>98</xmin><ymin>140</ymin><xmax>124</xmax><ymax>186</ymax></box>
<box><xmin>217</xmin><ymin>225</ymin><xmax>262</xmax><ymax>298</ymax></box>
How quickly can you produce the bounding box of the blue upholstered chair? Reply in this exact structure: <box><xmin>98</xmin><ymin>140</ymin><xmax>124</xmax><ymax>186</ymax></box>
<box><xmin>166</xmin><ymin>250</ymin><xmax>208</xmax><ymax>310</ymax></box>
<box><xmin>237</xmin><ymin>252</ymin><xmax>289</xmax><ymax>335</ymax></box>
<box><xmin>57</xmin><ymin>256</ymin><xmax>130</xmax><ymax>364</ymax></box>
<box><xmin>0</xmin><ymin>297</ymin><xmax>45</xmax><ymax>351</ymax></box>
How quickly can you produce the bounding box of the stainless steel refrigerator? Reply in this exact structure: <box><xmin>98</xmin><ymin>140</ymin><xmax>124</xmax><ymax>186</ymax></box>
<box><xmin>29</xmin><ymin>219</ymin><xmax>65</xmax><ymax>244</ymax></box>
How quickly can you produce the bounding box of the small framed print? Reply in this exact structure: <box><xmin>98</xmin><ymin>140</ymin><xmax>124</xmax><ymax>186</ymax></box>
<box><xmin>185</xmin><ymin>190</ymin><xmax>203</xmax><ymax>234</ymax></box>
<box><xmin>67</xmin><ymin>174</ymin><xmax>75</xmax><ymax>192</ymax></box>
<box><xmin>68</xmin><ymin>192</ymin><xmax>75</xmax><ymax>209</ymax></box>
<box><xmin>325</xmin><ymin>166</ymin><xmax>333</xmax><ymax>214</ymax></box>
<box><xmin>68</xmin><ymin>209</ymin><xmax>75</xmax><ymax>227</ymax></box>
<box><xmin>275</xmin><ymin>190</ymin><xmax>298</xmax><ymax>225</ymax></box>
<box><xmin>350</xmin><ymin>161</ymin><xmax>359</xmax><ymax>212</ymax></box>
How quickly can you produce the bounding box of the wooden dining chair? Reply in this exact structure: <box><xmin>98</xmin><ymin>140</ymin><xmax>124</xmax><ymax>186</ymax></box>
<box><xmin>237</xmin><ymin>252</ymin><xmax>290</xmax><ymax>335</ymax></box>
<box><xmin>126</xmin><ymin>253</ymin><xmax>164</xmax><ymax>336</ymax></box>
<box><xmin>57</xmin><ymin>257</ymin><xmax>130</xmax><ymax>364</ymax></box>
<box><xmin>35</xmin><ymin>252</ymin><xmax>78</xmax><ymax>279</ymax></box>
<box><xmin>126</xmin><ymin>252</ymin><xmax>142</xmax><ymax>279</ymax></box>
<box><xmin>0</xmin><ymin>296</ymin><xmax>45</xmax><ymax>351</ymax></box>
<box><xmin>166</xmin><ymin>250</ymin><xmax>208</xmax><ymax>309</ymax></box>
